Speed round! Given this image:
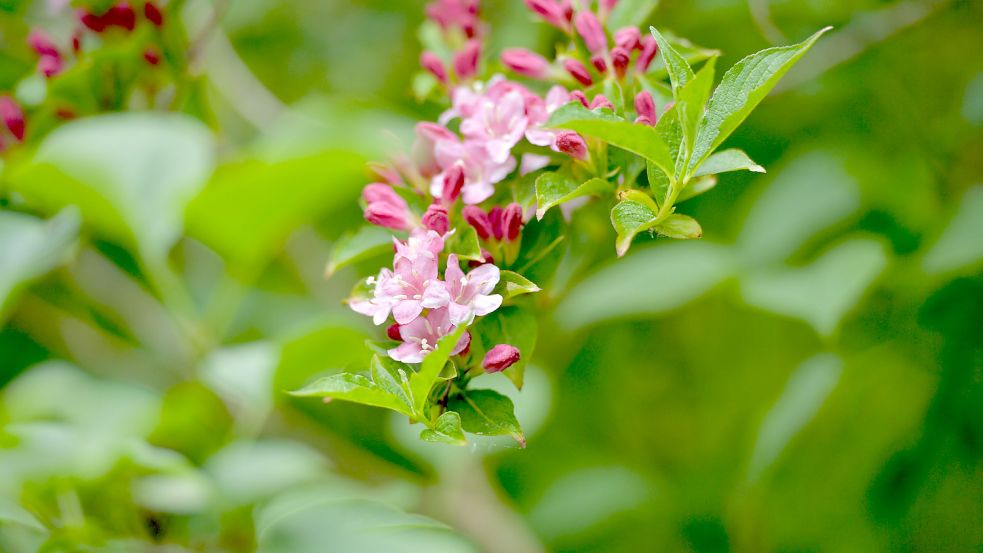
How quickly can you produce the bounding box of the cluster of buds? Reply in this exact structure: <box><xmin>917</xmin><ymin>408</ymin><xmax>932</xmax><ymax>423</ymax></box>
<box><xmin>420</xmin><ymin>0</ymin><xmax>484</xmax><ymax>85</ymax></box>
<box><xmin>78</xmin><ymin>2</ymin><xmax>166</xmax><ymax>66</ymax></box>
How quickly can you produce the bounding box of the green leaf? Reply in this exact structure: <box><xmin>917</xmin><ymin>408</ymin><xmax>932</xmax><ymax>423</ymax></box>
<box><xmin>447</xmin><ymin>226</ymin><xmax>485</xmax><ymax>262</ymax></box>
<box><xmin>0</xmin><ymin>209</ymin><xmax>79</xmax><ymax>321</ymax></box>
<box><xmin>448</xmin><ymin>389</ymin><xmax>525</xmax><ymax>447</ymax></box>
<box><xmin>288</xmin><ymin>372</ymin><xmax>415</xmax><ymax>418</ymax></box>
<box><xmin>693</xmin><ymin>148</ymin><xmax>765</xmax><ymax>177</ymax></box>
<box><xmin>923</xmin><ymin>185</ymin><xmax>983</xmax><ymax>275</ymax></box>
<box><xmin>676</xmin><ymin>57</ymin><xmax>717</xmax><ymax>171</ymax></box>
<box><xmin>410</xmin><ymin>325</ymin><xmax>467</xmax><ymax>418</ymax></box>
<box><xmin>656</xmin><ymin>214</ymin><xmax>703</xmax><ymax>239</ymax></box>
<box><xmin>420</xmin><ymin>411</ymin><xmax>467</xmax><ymax>445</ymax></box>
<box><xmin>611</xmin><ymin>191</ymin><xmax>660</xmax><ymax>257</ymax></box>
<box><xmin>473</xmin><ymin>306</ymin><xmax>538</xmax><ymax>389</ymax></box>
<box><xmin>649</xmin><ymin>27</ymin><xmax>695</xmax><ymax>97</ymax></box>
<box><xmin>495</xmin><ymin>271</ymin><xmax>541</xmax><ymax>299</ymax></box>
<box><xmin>546</xmin><ymin>103</ymin><xmax>674</xmax><ymax>177</ymax></box>
<box><xmin>646</xmin><ymin>160</ymin><xmax>670</xmax><ymax>210</ymax></box>
<box><xmin>8</xmin><ymin>113</ymin><xmax>214</xmax><ymax>265</ymax></box>
<box><xmin>690</xmin><ymin>27</ymin><xmax>832</xmax><ymax>168</ymax></box>
<box><xmin>370</xmin><ymin>355</ymin><xmax>415</xmax><ymax>413</ymax></box>
<box><xmin>325</xmin><ymin>226</ymin><xmax>393</xmax><ymax>276</ymax></box>
<box><xmin>676</xmin><ymin>175</ymin><xmax>718</xmax><ymax>202</ymax></box>
<box><xmin>535</xmin><ymin>173</ymin><xmax>610</xmax><ymax>220</ymax></box>
<box><xmin>607</xmin><ymin>0</ymin><xmax>659</xmax><ymax>30</ymax></box>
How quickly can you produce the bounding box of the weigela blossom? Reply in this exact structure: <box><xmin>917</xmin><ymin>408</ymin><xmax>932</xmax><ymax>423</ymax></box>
<box><xmin>389</xmin><ymin>308</ymin><xmax>471</xmax><ymax>363</ymax></box>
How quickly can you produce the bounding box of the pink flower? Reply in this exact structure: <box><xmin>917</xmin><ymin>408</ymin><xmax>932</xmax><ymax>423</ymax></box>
<box><xmin>611</xmin><ymin>47</ymin><xmax>630</xmax><ymax>78</ymax></box>
<box><xmin>634</xmin><ymin>90</ymin><xmax>656</xmax><ymax>121</ymax></box>
<box><xmin>430</xmin><ymin>136</ymin><xmax>516</xmax><ymax>204</ymax></box>
<box><xmin>422</xmin><ymin>203</ymin><xmax>450</xmax><ymax>235</ymax></box>
<box><xmin>350</xmin><ymin>268</ymin><xmax>398</xmax><ymax>325</ymax></box>
<box><xmin>420</xmin><ymin>51</ymin><xmax>448</xmax><ymax>83</ymax></box>
<box><xmin>414</xmin><ymin>122</ymin><xmax>457</xmax><ymax>178</ymax></box>
<box><xmin>0</xmin><ymin>96</ymin><xmax>25</xmax><ymax>141</ymax></box>
<box><xmin>362</xmin><ymin>184</ymin><xmax>410</xmax><ymax>231</ymax></box>
<box><xmin>460</xmin><ymin>89</ymin><xmax>529</xmax><ymax>164</ymax></box>
<box><xmin>637</xmin><ymin>35</ymin><xmax>658</xmax><ymax>73</ymax></box>
<box><xmin>614</xmin><ymin>27</ymin><xmax>640</xmax><ymax>50</ymax></box>
<box><xmin>388</xmin><ymin>308</ymin><xmax>471</xmax><ymax>363</ymax></box>
<box><xmin>483</xmin><ymin>344</ymin><xmax>521</xmax><ymax>373</ymax></box>
<box><xmin>502</xmin><ymin>48</ymin><xmax>551</xmax><ymax>79</ymax></box>
<box><xmin>426</xmin><ymin>0</ymin><xmax>480</xmax><ymax>36</ymax></box>
<box><xmin>525</xmin><ymin>85</ymin><xmax>569</xmax><ymax>147</ymax></box>
<box><xmin>574</xmin><ymin>11</ymin><xmax>607</xmax><ymax>54</ymax></box>
<box><xmin>439</xmin><ymin>254</ymin><xmax>503</xmax><ymax>325</ymax></box>
<box><xmin>454</xmin><ymin>39</ymin><xmax>481</xmax><ymax>79</ymax></box>
<box><xmin>524</xmin><ymin>0</ymin><xmax>569</xmax><ymax>31</ymax></box>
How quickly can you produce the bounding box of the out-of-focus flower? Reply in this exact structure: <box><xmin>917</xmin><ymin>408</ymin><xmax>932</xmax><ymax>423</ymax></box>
<box><xmin>502</xmin><ymin>48</ymin><xmax>551</xmax><ymax>79</ymax></box>
<box><xmin>564</xmin><ymin>58</ymin><xmax>593</xmax><ymax>86</ymax></box>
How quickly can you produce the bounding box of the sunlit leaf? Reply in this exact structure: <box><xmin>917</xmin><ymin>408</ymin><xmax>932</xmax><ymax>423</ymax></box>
<box><xmin>649</xmin><ymin>27</ymin><xmax>695</xmax><ymax>96</ymax></box>
<box><xmin>655</xmin><ymin>213</ymin><xmax>703</xmax><ymax>239</ymax></box>
<box><xmin>535</xmin><ymin>173</ymin><xmax>609</xmax><ymax>220</ymax></box>
<box><xmin>420</xmin><ymin>411</ymin><xmax>467</xmax><ymax>445</ymax></box>
<box><xmin>693</xmin><ymin>148</ymin><xmax>765</xmax><ymax>177</ymax></box>
<box><xmin>448</xmin><ymin>389</ymin><xmax>525</xmax><ymax>447</ymax></box>
<box><xmin>611</xmin><ymin>191</ymin><xmax>659</xmax><ymax>257</ymax></box>
<box><xmin>289</xmin><ymin>372</ymin><xmax>415</xmax><ymax>418</ymax></box>
<box><xmin>325</xmin><ymin>226</ymin><xmax>394</xmax><ymax>276</ymax></box>
<box><xmin>495</xmin><ymin>271</ymin><xmax>541</xmax><ymax>299</ymax></box>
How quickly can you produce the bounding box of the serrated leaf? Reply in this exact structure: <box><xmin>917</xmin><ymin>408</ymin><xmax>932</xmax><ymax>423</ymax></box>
<box><xmin>649</xmin><ymin>27</ymin><xmax>695</xmax><ymax>97</ymax></box>
<box><xmin>693</xmin><ymin>148</ymin><xmax>765</xmax><ymax>177</ymax></box>
<box><xmin>547</xmin><ymin>103</ymin><xmax>675</xmax><ymax>177</ymax></box>
<box><xmin>656</xmin><ymin>214</ymin><xmax>703</xmax><ymax>239</ymax></box>
<box><xmin>611</xmin><ymin>191</ymin><xmax>660</xmax><ymax>257</ymax></box>
<box><xmin>410</xmin><ymin>325</ymin><xmax>467</xmax><ymax>418</ymax></box>
<box><xmin>646</xmin><ymin>160</ymin><xmax>670</xmax><ymax>210</ymax></box>
<box><xmin>495</xmin><ymin>271</ymin><xmax>541</xmax><ymax>299</ymax></box>
<box><xmin>607</xmin><ymin>0</ymin><xmax>659</xmax><ymax>30</ymax></box>
<box><xmin>676</xmin><ymin>57</ymin><xmax>717</xmax><ymax>170</ymax></box>
<box><xmin>420</xmin><ymin>411</ymin><xmax>467</xmax><ymax>445</ymax></box>
<box><xmin>690</xmin><ymin>27</ymin><xmax>832</xmax><ymax>169</ymax></box>
<box><xmin>676</xmin><ymin>175</ymin><xmax>718</xmax><ymax>202</ymax></box>
<box><xmin>448</xmin><ymin>389</ymin><xmax>525</xmax><ymax>447</ymax></box>
<box><xmin>288</xmin><ymin>373</ymin><xmax>415</xmax><ymax>418</ymax></box>
<box><xmin>535</xmin><ymin>173</ymin><xmax>610</xmax><ymax>220</ymax></box>
<box><xmin>447</xmin><ymin>226</ymin><xmax>485</xmax><ymax>262</ymax></box>
<box><xmin>325</xmin><ymin>226</ymin><xmax>393</xmax><ymax>276</ymax></box>
<box><xmin>473</xmin><ymin>306</ymin><xmax>537</xmax><ymax>389</ymax></box>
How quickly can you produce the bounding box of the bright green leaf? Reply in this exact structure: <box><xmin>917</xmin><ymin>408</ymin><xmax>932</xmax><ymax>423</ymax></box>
<box><xmin>495</xmin><ymin>271</ymin><xmax>541</xmax><ymax>299</ymax></box>
<box><xmin>535</xmin><ymin>173</ymin><xmax>609</xmax><ymax>220</ymax></box>
<box><xmin>447</xmin><ymin>226</ymin><xmax>485</xmax><ymax>262</ymax></box>
<box><xmin>288</xmin><ymin>372</ymin><xmax>415</xmax><ymax>418</ymax></box>
<box><xmin>656</xmin><ymin>214</ymin><xmax>703</xmax><ymax>239</ymax></box>
<box><xmin>607</xmin><ymin>0</ymin><xmax>659</xmax><ymax>30</ymax></box>
<box><xmin>326</xmin><ymin>226</ymin><xmax>393</xmax><ymax>276</ymax></box>
<box><xmin>649</xmin><ymin>27</ymin><xmax>695</xmax><ymax>96</ymax></box>
<box><xmin>611</xmin><ymin>191</ymin><xmax>660</xmax><ymax>257</ymax></box>
<box><xmin>677</xmin><ymin>56</ymin><xmax>717</xmax><ymax>167</ymax></box>
<box><xmin>410</xmin><ymin>325</ymin><xmax>467</xmax><ymax>418</ymax></box>
<box><xmin>420</xmin><ymin>411</ymin><xmax>467</xmax><ymax>445</ymax></box>
<box><xmin>693</xmin><ymin>148</ymin><xmax>765</xmax><ymax>177</ymax></box>
<box><xmin>448</xmin><ymin>389</ymin><xmax>525</xmax><ymax>447</ymax></box>
<box><xmin>676</xmin><ymin>175</ymin><xmax>718</xmax><ymax>202</ymax></box>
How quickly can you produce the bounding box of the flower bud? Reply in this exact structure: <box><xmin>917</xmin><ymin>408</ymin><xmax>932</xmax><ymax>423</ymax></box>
<box><xmin>442</xmin><ymin>164</ymin><xmax>465</xmax><ymax>202</ymax></box>
<box><xmin>611</xmin><ymin>47</ymin><xmax>630</xmax><ymax>78</ymax></box>
<box><xmin>637</xmin><ymin>35</ymin><xmax>658</xmax><ymax>73</ymax></box>
<box><xmin>614</xmin><ymin>27</ymin><xmax>640</xmax><ymax>50</ymax></box>
<box><xmin>143</xmin><ymin>47</ymin><xmax>160</xmax><ymax>65</ymax></box>
<box><xmin>79</xmin><ymin>10</ymin><xmax>107</xmax><ymax>32</ymax></box>
<box><xmin>458</xmin><ymin>331</ymin><xmax>472</xmax><ymax>356</ymax></box>
<box><xmin>524</xmin><ymin>0</ymin><xmax>569</xmax><ymax>30</ymax></box>
<box><xmin>0</xmin><ymin>96</ymin><xmax>25</xmax><ymax>141</ymax></box>
<box><xmin>387</xmin><ymin>323</ymin><xmax>402</xmax><ymax>341</ymax></box>
<box><xmin>563</xmin><ymin>58</ymin><xmax>593</xmax><ymax>87</ymax></box>
<box><xmin>367</xmin><ymin>162</ymin><xmax>402</xmax><ymax>185</ymax></box>
<box><xmin>362</xmin><ymin>183</ymin><xmax>406</xmax><ymax>207</ymax></box>
<box><xmin>574</xmin><ymin>11</ymin><xmax>606</xmax><ymax>54</ymax></box>
<box><xmin>634</xmin><ymin>90</ymin><xmax>656</xmax><ymax>121</ymax></box>
<box><xmin>420</xmin><ymin>51</ymin><xmax>448</xmax><ymax>83</ymax></box>
<box><xmin>106</xmin><ymin>3</ymin><xmax>136</xmax><ymax>31</ymax></box>
<box><xmin>38</xmin><ymin>56</ymin><xmax>63</xmax><ymax>77</ymax></box>
<box><xmin>599</xmin><ymin>0</ymin><xmax>619</xmax><ymax>13</ymax></box>
<box><xmin>454</xmin><ymin>39</ymin><xmax>481</xmax><ymax>80</ymax></box>
<box><xmin>570</xmin><ymin>90</ymin><xmax>589</xmax><ymax>107</ymax></box>
<box><xmin>364</xmin><ymin>202</ymin><xmax>410</xmax><ymax>231</ymax></box>
<box><xmin>590</xmin><ymin>54</ymin><xmax>607</xmax><ymax>74</ymax></box>
<box><xmin>462</xmin><ymin>206</ymin><xmax>493</xmax><ymax>239</ymax></box>
<box><xmin>422</xmin><ymin>204</ymin><xmax>450</xmax><ymax>235</ymax></box>
<box><xmin>591</xmin><ymin>94</ymin><xmax>613</xmax><ymax>110</ymax></box>
<box><xmin>502</xmin><ymin>48</ymin><xmax>550</xmax><ymax>79</ymax></box>
<box><xmin>502</xmin><ymin>203</ymin><xmax>524</xmax><ymax>241</ymax></box>
<box><xmin>555</xmin><ymin>131</ymin><xmax>587</xmax><ymax>160</ymax></box>
<box><xmin>71</xmin><ymin>31</ymin><xmax>82</xmax><ymax>53</ymax></box>
<box><xmin>483</xmin><ymin>344</ymin><xmax>521</xmax><ymax>373</ymax></box>
<box><xmin>144</xmin><ymin>1</ymin><xmax>163</xmax><ymax>26</ymax></box>
<box><xmin>468</xmin><ymin>249</ymin><xmax>495</xmax><ymax>268</ymax></box>
<box><xmin>488</xmin><ymin>206</ymin><xmax>504</xmax><ymax>240</ymax></box>
<box><xmin>28</xmin><ymin>30</ymin><xmax>60</xmax><ymax>58</ymax></box>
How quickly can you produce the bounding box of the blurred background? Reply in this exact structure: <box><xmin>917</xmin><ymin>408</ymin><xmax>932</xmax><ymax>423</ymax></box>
<box><xmin>1</xmin><ymin>0</ymin><xmax>981</xmax><ymax>551</ymax></box>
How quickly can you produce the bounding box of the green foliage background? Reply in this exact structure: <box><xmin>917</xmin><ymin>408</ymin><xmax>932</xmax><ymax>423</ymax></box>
<box><xmin>1</xmin><ymin>0</ymin><xmax>981</xmax><ymax>551</ymax></box>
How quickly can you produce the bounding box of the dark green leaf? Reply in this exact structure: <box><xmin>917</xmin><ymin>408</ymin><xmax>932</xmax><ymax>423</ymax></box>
<box><xmin>448</xmin><ymin>389</ymin><xmax>525</xmax><ymax>447</ymax></box>
<box><xmin>420</xmin><ymin>411</ymin><xmax>467</xmax><ymax>445</ymax></box>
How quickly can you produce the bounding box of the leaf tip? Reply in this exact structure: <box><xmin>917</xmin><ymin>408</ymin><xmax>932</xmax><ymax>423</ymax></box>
<box><xmin>535</xmin><ymin>208</ymin><xmax>546</xmax><ymax>221</ymax></box>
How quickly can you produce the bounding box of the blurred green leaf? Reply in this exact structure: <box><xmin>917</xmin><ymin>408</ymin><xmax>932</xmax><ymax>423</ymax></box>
<box><xmin>693</xmin><ymin>148</ymin><xmax>765</xmax><ymax>177</ymax></box>
<box><xmin>922</xmin><ymin>185</ymin><xmax>983</xmax><ymax>275</ymax></box>
<box><xmin>326</xmin><ymin>226</ymin><xmax>394</xmax><ymax>277</ymax></box>
<box><xmin>535</xmin><ymin>174</ymin><xmax>609</xmax><ymax>221</ymax></box>
<box><xmin>607</xmin><ymin>0</ymin><xmax>659</xmax><ymax>30</ymax></box>
<box><xmin>205</xmin><ymin>439</ymin><xmax>329</xmax><ymax>505</ymax></box>
<box><xmin>0</xmin><ymin>209</ymin><xmax>79</xmax><ymax>321</ymax></box>
<box><xmin>420</xmin><ymin>411</ymin><xmax>467</xmax><ymax>446</ymax></box>
<box><xmin>448</xmin><ymin>389</ymin><xmax>525</xmax><ymax>446</ymax></box>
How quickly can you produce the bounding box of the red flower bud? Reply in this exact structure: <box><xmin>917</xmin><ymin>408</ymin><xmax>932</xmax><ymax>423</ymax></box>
<box><xmin>0</xmin><ymin>96</ymin><xmax>26</xmax><ymax>141</ymax></box>
<box><xmin>614</xmin><ymin>27</ymin><xmax>640</xmax><ymax>50</ymax></box>
<box><xmin>574</xmin><ymin>11</ymin><xmax>607</xmax><ymax>54</ymax></box>
<box><xmin>143</xmin><ymin>47</ymin><xmax>160</xmax><ymax>65</ymax></box>
<box><xmin>637</xmin><ymin>35</ymin><xmax>658</xmax><ymax>73</ymax></box>
<box><xmin>563</xmin><ymin>58</ymin><xmax>593</xmax><ymax>87</ymax></box>
<box><xmin>144</xmin><ymin>1</ymin><xmax>163</xmax><ymax>26</ymax></box>
<box><xmin>79</xmin><ymin>10</ymin><xmax>107</xmax><ymax>32</ymax></box>
<box><xmin>591</xmin><ymin>94</ymin><xmax>614</xmax><ymax>110</ymax></box>
<box><xmin>107</xmin><ymin>3</ymin><xmax>136</xmax><ymax>31</ymax></box>
<box><xmin>634</xmin><ymin>90</ymin><xmax>656</xmax><ymax>121</ymax></box>
<box><xmin>611</xmin><ymin>47</ymin><xmax>630</xmax><ymax>79</ymax></box>
<box><xmin>442</xmin><ymin>164</ymin><xmax>465</xmax><ymax>202</ymax></box>
<box><xmin>458</xmin><ymin>331</ymin><xmax>472</xmax><ymax>356</ymax></box>
<box><xmin>502</xmin><ymin>203</ymin><xmax>524</xmax><ymax>241</ymax></box>
<box><xmin>387</xmin><ymin>323</ymin><xmax>402</xmax><ymax>341</ymax></box>
<box><xmin>483</xmin><ymin>344</ymin><xmax>521</xmax><ymax>373</ymax></box>
<box><xmin>422</xmin><ymin>204</ymin><xmax>450</xmax><ymax>235</ymax></box>
<box><xmin>590</xmin><ymin>54</ymin><xmax>607</xmax><ymax>74</ymax></box>
<box><xmin>462</xmin><ymin>206</ymin><xmax>493</xmax><ymax>239</ymax></box>
<box><xmin>502</xmin><ymin>48</ymin><xmax>550</xmax><ymax>79</ymax></box>
<box><xmin>468</xmin><ymin>249</ymin><xmax>495</xmax><ymax>268</ymax></box>
<box><xmin>570</xmin><ymin>90</ymin><xmax>589</xmax><ymax>107</ymax></box>
<box><xmin>453</xmin><ymin>39</ymin><xmax>481</xmax><ymax>80</ymax></box>
<box><xmin>71</xmin><ymin>31</ymin><xmax>82</xmax><ymax>53</ymax></box>
<box><xmin>488</xmin><ymin>206</ymin><xmax>504</xmax><ymax>240</ymax></box>
<box><xmin>555</xmin><ymin>131</ymin><xmax>588</xmax><ymax>160</ymax></box>
<box><xmin>27</xmin><ymin>30</ymin><xmax>60</xmax><ymax>58</ymax></box>
<box><xmin>420</xmin><ymin>51</ymin><xmax>448</xmax><ymax>83</ymax></box>
<box><xmin>524</xmin><ymin>0</ymin><xmax>568</xmax><ymax>30</ymax></box>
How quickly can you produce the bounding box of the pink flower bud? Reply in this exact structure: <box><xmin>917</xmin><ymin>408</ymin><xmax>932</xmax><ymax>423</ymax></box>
<box><xmin>38</xmin><ymin>55</ymin><xmax>63</xmax><ymax>77</ymax></box>
<box><xmin>420</xmin><ymin>51</ymin><xmax>448</xmax><ymax>83</ymax></box>
<box><xmin>524</xmin><ymin>0</ymin><xmax>568</xmax><ymax>30</ymax></box>
<box><xmin>614</xmin><ymin>27</ymin><xmax>640</xmax><ymax>50</ymax></box>
<box><xmin>79</xmin><ymin>10</ymin><xmax>107</xmax><ymax>32</ymax></box>
<box><xmin>483</xmin><ymin>344</ymin><xmax>521</xmax><ymax>373</ymax></box>
<box><xmin>634</xmin><ymin>90</ymin><xmax>656</xmax><ymax>121</ymax></box>
<box><xmin>502</xmin><ymin>48</ymin><xmax>550</xmax><ymax>79</ymax></box>
<box><xmin>454</xmin><ymin>39</ymin><xmax>481</xmax><ymax>80</ymax></box>
<box><xmin>143</xmin><ymin>47</ymin><xmax>160</xmax><ymax>65</ymax></box>
<box><xmin>462</xmin><ymin>206</ymin><xmax>493</xmax><ymax>239</ymax></box>
<box><xmin>502</xmin><ymin>203</ymin><xmax>524</xmax><ymax>241</ymax></box>
<box><xmin>637</xmin><ymin>35</ymin><xmax>658</xmax><ymax>73</ymax></box>
<box><xmin>634</xmin><ymin>115</ymin><xmax>655</xmax><ymax>126</ymax></box>
<box><xmin>599</xmin><ymin>0</ymin><xmax>619</xmax><ymax>13</ymax></box>
<box><xmin>362</xmin><ymin>183</ymin><xmax>406</xmax><ymax>207</ymax></box>
<box><xmin>591</xmin><ymin>94</ymin><xmax>613</xmax><ymax>110</ymax></box>
<box><xmin>488</xmin><ymin>206</ymin><xmax>504</xmax><ymax>240</ymax></box>
<box><xmin>28</xmin><ymin>30</ymin><xmax>60</xmax><ymax>58</ymax></box>
<box><xmin>570</xmin><ymin>90</ymin><xmax>589</xmax><ymax>107</ymax></box>
<box><xmin>611</xmin><ymin>47</ymin><xmax>630</xmax><ymax>78</ymax></box>
<box><xmin>387</xmin><ymin>323</ymin><xmax>402</xmax><ymax>341</ymax></box>
<box><xmin>442</xmin><ymin>164</ymin><xmax>465</xmax><ymax>202</ymax></box>
<box><xmin>574</xmin><ymin>11</ymin><xmax>606</xmax><ymax>54</ymax></box>
<box><xmin>422</xmin><ymin>204</ymin><xmax>450</xmax><ymax>235</ymax></box>
<box><xmin>0</xmin><ymin>96</ymin><xmax>25</xmax><ymax>141</ymax></box>
<box><xmin>590</xmin><ymin>54</ymin><xmax>607</xmax><ymax>74</ymax></box>
<box><xmin>106</xmin><ymin>3</ymin><xmax>136</xmax><ymax>31</ymax></box>
<box><xmin>555</xmin><ymin>131</ymin><xmax>587</xmax><ymax>160</ymax></box>
<box><xmin>458</xmin><ymin>331</ymin><xmax>472</xmax><ymax>356</ymax></box>
<box><xmin>144</xmin><ymin>1</ymin><xmax>163</xmax><ymax>26</ymax></box>
<box><xmin>364</xmin><ymin>202</ymin><xmax>410</xmax><ymax>231</ymax></box>
<box><xmin>468</xmin><ymin>249</ymin><xmax>495</xmax><ymax>268</ymax></box>
<box><xmin>563</xmin><ymin>58</ymin><xmax>593</xmax><ymax>87</ymax></box>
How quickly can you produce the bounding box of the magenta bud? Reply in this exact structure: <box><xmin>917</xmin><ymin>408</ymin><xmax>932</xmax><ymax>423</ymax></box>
<box><xmin>364</xmin><ymin>202</ymin><xmax>410</xmax><ymax>231</ymax></box>
<box><xmin>563</xmin><ymin>58</ymin><xmax>593</xmax><ymax>87</ymax></box>
<box><xmin>637</xmin><ymin>35</ymin><xmax>658</xmax><ymax>73</ymax></box>
<box><xmin>488</xmin><ymin>206</ymin><xmax>504</xmax><ymax>240</ymax></box>
<box><xmin>611</xmin><ymin>47</ymin><xmax>630</xmax><ymax>78</ymax></box>
<box><xmin>570</xmin><ymin>90</ymin><xmax>589</xmax><ymax>107</ymax></box>
<box><xmin>574</xmin><ymin>10</ymin><xmax>607</xmax><ymax>54</ymax></box>
<box><xmin>590</xmin><ymin>54</ymin><xmax>607</xmax><ymax>74</ymax></box>
<box><xmin>634</xmin><ymin>90</ymin><xmax>656</xmax><ymax>121</ymax></box>
<box><xmin>27</xmin><ymin>30</ymin><xmax>60</xmax><ymax>58</ymax></box>
<box><xmin>454</xmin><ymin>39</ymin><xmax>481</xmax><ymax>80</ymax></box>
<box><xmin>107</xmin><ymin>3</ymin><xmax>136</xmax><ymax>31</ymax></box>
<box><xmin>0</xmin><ymin>96</ymin><xmax>25</xmax><ymax>141</ymax></box>
<box><xmin>422</xmin><ymin>204</ymin><xmax>450</xmax><ymax>235</ymax></box>
<box><xmin>468</xmin><ymin>249</ymin><xmax>495</xmax><ymax>268</ymax></box>
<box><xmin>591</xmin><ymin>94</ymin><xmax>614</xmax><ymax>110</ymax></box>
<box><xmin>555</xmin><ymin>131</ymin><xmax>588</xmax><ymax>160</ymax></box>
<box><xmin>458</xmin><ymin>331</ymin><xmax>472</xmax><ymax>356</ymax></box>
<box><xmin>362</xmin><ymin>183</ymin><xmax>406</xmax><ymax>207</ymax></box>
<box><xmin>387</xmin><ymin>323</ymin><xmax>402</xmax><ymax>341</ymax></box>
<box><xmin>442</xmin><ymin>164</ymin><xmax>465</xmax><ymax>202</ymax></box>
<box><xmin>502</xmin><ymin>48</ymin><xmax>551</xmax><ymax>79</ymax></box>
<box><xmin>144</xmin><ymin>1</ymin><xmax>163</xmax><ymax>26</ymax></box>
<box><xmin>524</xmin><ymin>0</ymin><xmax>569</xmax><ymax>30</ymax></box>
<box><xmin>143</xmin><ymin>47</ymin><xmax>160</xmax><ymax>66</ymax></box>
<box><xmin>599</xmin><ymin>0</ymin><xmax>620</xmax><ymax>13</ymax></box>
<box><xmin>38</xmin><ymin>55</ymin><xmax>63</xmax><ymax>77</ymax></box>
<box><xmin>614</xmin><ymin>27</ymin><xmax>640</xmax><ymax>50</ymax></box>
<box><xmin>483</xmin><ymin>344</ymin><xmax>521</xmax><ymax>373</ymax></box>
<box><xmin>420</xmin><ymin>51</ymin><xmax>448</xmax><ymax>83</ymax></box>
<box><xmin>502</xmin><ymin>203</ymin><xmax>524</xmax><ymax>241</ymax></box>
<box><xmin>462</xmin><ymin>206</ymin><xmax>493</xmax><ymax>239</ymax></box>
<box><xmin>79</xmin><ymin>10</ymin><xmax>107</xmax><ymax>32</ymax></box>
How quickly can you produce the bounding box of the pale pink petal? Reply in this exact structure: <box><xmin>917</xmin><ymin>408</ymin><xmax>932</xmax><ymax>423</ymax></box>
<box><xmin>389</xmin><ymin>341</ymin><xmax>425</xmax><ymax>363</ymax></box>
<box><xmin>392</xmin><ymin>300</ymin><xmax>424</xmax><ymax>325</ymax></box>
<box><xmin>448</xmin><ymin>301</ymin><xmax>474</xmax><ymax>326</ymax></box>
<box><xmin>421</xmin><ymin>281</ymin><xmax>451</xmax><ymax>308</ymax></box>
<box><xmin>467</xmin><ymin>263</ymin><xmax>501</xmax><ymax>294</ymax></box>
<box><xmin>472</xmin><ymin>293</ymin><xmax>503</xmax><ymax>317</ymax></box>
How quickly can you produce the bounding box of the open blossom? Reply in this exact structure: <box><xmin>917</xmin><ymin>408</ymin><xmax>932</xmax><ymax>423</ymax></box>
<box><xmin>430</xmin><ymin>135</ymin><xmax>516</xmax><ymax>204</ymax></box>
<box><xmin>438</xmin><ymin>254</ymin><xmax>503</xmax><ymax>325</ymax></box>
<box><xmin>460</xmin><ymin>88</ymin><xmax>528</xmax><ymax>164</ymax></box>
<box><xmin>525</xmin><ymin>85</ymin><xmax>569</xmax><ymax>147</ymax></box>
<box><xmin>388</xmin><ymin>308</ymin><xmax>471</xmax><ymax>363</ymax></box>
